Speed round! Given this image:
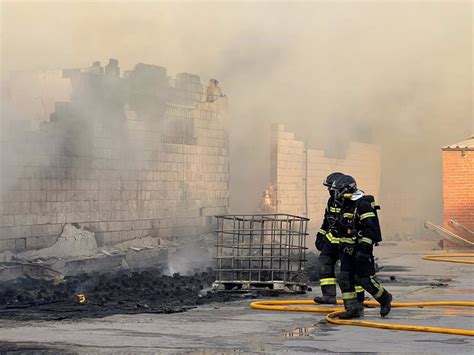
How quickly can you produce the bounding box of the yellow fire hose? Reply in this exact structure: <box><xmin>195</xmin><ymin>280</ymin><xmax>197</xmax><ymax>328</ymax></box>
<box><xmin>422</xmin><ymin>253</ymin><xmax>474</xmax><ymax>265</ymax></box>
<box><xmin>250</xmin><ymin>253</ymin><xmax>474</xmax><ymax>336</ymax></box>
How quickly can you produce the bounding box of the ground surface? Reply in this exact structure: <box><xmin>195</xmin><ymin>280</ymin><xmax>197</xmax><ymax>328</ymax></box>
<box><xmin>0</xmin><ymin>241</ymin><xmax>473</xmax><ymax>354</ymax></box>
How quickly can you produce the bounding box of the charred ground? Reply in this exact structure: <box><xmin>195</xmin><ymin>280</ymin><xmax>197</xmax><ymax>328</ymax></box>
<box><xmin>0</xmin><ymin>269</ymin><xmax>237</xmax><ymax>321</ymax></box>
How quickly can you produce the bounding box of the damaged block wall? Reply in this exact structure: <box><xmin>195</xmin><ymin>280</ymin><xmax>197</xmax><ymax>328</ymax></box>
<box><xmin>270</xmin><ymin>124</ymin><xmax>381</xmax><ymax>232</ymax></box>
<box><xmin>3</xmin><ymin>69</ymin><xmax>72</xmax><ymax>126</ymax></box>
<box><xmin>0</xmin><ymin>61</ymin><xmax>229</xmax><ymax>253</ymax></box>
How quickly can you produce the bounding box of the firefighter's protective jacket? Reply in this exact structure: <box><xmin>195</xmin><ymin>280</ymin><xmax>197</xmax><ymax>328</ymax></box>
<box><xmin>339</xmin><ymin>191</ymin><xmax>380</xmax><ymax>248</ymax></box>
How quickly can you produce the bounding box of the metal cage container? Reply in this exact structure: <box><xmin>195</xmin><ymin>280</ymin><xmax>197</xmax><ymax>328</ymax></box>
<box><xmin>213</xmin><ymin>214</ymin><xmax>309</xmax><ymax>293</ymax></box>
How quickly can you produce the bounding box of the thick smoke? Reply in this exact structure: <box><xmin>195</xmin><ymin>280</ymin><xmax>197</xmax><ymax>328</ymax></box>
<box><xmin>1</xmin><ymin>1</ymin><xmax>472</xmax><ymax>231</ymax></box>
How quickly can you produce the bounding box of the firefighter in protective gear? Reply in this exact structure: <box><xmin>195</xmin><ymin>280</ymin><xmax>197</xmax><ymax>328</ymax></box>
<box><xmin>334</xmin><ymin>175</ymin><xmax>392</xmax><ymax>319</ymax></box>
<box><xmin>314</xmin><ymin>172</ymin><xmax>365</xmax><ymax>306</ymax></box>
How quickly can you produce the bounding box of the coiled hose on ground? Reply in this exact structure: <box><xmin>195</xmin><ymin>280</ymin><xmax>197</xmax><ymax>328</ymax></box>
<box><xmin>250</xmin><ymin>253</ymin><xmax>474</xmax><ymax>336</ymax></box>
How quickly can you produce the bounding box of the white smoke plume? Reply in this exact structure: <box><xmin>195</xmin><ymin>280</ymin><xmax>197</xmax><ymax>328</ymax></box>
<box><xmin>1</xmin><ymin>1</ymin><xmax>472</xmax><ymax>231</ymax></box>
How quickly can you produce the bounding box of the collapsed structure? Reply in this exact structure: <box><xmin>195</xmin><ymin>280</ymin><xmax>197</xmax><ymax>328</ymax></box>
<box><xmin>0</xmin><ymin>59</ymin><xmax>229</xmax><ymax>275</ymax></box>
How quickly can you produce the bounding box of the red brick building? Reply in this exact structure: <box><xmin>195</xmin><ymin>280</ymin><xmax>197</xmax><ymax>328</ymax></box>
<box><xmin>442</xmin><ymin>135</ymin><xmax>474</xmax><ymax>246</ymax></box>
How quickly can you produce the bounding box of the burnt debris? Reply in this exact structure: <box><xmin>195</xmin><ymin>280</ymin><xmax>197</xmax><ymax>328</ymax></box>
<box><xmin>0</xmin><ymin>269</ymin><xmax>235</xmax><ymax>321</ymax></box>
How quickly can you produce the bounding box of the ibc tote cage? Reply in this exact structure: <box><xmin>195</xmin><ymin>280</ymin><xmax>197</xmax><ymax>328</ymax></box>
<box><xmin>213</xmin><ymin>214</ymin><xmax>309</xmax><ymax>293</ymax></box>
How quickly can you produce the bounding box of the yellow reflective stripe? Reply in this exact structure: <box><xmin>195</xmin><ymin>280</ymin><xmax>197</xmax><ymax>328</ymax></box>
<box><xmin>355</xmin><ymin>285</ymin><xmax>364</xmax><ymax>293</ymax></box>
<box><xmin>320</xmin><ymin>278</ymin><xmax>337</xmax><ymax>286</ymax></box>
<box><xmin>342</xmin><ymin>292</ymin><xmax>357</xmax><ymax>300</ymax></box>
<box><xmin>343</xmin><ymin>213</ymin><xmax>354</xmax><ymax>218</ymax></box>
<box><xmin>360</xmin><ymin>212</ymin><xmax>376</xmax><ymax>220</ymax></box>
<box><xmin>360</xmin><ymin>237</ymin><xmax>373</xmax><ymax>245</ymax></box>
<box><xmin>319</xmin><ymin>229</ymin><xmax>327</xmax><ymax>235</ymax></box>
<box><xmin>340</xmin><ymin>237</ymin><xmax>355</xmax><ymax>244</ymax></box>
<box><xmin>325</xmin><ymin>237</ymin><xmax>340</xmax><ymax>244</ymax></box>
<box><xmin>325</xmin><ymin>232</ymin><xmax>340</xmax><ymax>244</ymax></box>
<box><xmin>329</xmin><ymin>207</ymin><xmax>341</xmax><ymax>213</ymax></box>
<box><xmin>371</xmin><ymin>276</ymin><xmax>385</xmax><ymax>298</ymax></box>
<box><xmin>371</xmin><ymin>202</ymin><xmax>376</xmax><ymax>208</ymax></box>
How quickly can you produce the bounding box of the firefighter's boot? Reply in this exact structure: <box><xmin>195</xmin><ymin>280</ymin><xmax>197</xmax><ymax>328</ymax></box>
<box><xmin>356</xmin><ymin>286</ymin><xmax>365</xmax><ymax>314</ymax></box>
<box><xmin>338</xmin><ymin>297</ymin><xmax>361</xmax><ymax>319</ymax></box>
<box><xmin>377</xmin><ymin>290</ymin><xmax>392</xmax><ymax>317</ymax></box>
<box><xmin>314</xmin><ymin>284</ymin><xmax>337</xmax><ymax>304</ymax></box>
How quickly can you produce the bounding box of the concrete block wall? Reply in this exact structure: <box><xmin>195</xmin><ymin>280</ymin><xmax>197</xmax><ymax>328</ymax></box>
<box><xmin>0</xmin><ymin>66</ymin><xmax>229</xmax><ymax>253</ymax></box>
<box><xmin>442</xmin><ymin>149</ymin><xmax>474</xmax><ymax>242</ymax></box>
<box><xmin>271</xmin><ymin>124</ymin><xmax>381</xmax><ymax>232</ymax></box>
<box><xmin>270</xmin><ymin>125</ymin><xmax>306</xmax><ymax>216</ymax></box>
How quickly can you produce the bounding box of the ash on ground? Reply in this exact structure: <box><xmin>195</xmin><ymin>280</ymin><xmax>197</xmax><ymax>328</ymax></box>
<box><xmin>0</xmin><ymin>269</ymin><xmax>236</xmax><ymax>321</ymax></box>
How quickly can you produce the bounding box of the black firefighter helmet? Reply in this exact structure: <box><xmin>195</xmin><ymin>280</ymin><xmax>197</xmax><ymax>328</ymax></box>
<box><xmin>332</xmin><ymin>175</ymin><xmax>357</xmax><ymax>195</ymax></box>
<box><xmin>323</xmin><ymin>172</ymin><xmax>344</xmax><ymax>188</ymax></box>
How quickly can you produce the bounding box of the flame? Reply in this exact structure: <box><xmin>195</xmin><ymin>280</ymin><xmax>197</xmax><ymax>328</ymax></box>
<box><xmin>76</xmin><ymin>294</ymin><xmax>87</xmax><ymax>304</ymax></box>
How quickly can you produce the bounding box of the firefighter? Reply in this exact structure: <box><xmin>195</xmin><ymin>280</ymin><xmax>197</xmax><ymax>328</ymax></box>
<box><xmin>314</xmin><ymin>172</ymin><xmax>365</xmax><ymax>306</ymax></box>
<box><xmin>334</xmin><ymin>175</ymin><xmax>392</xmax><ymax>319</ymax></box>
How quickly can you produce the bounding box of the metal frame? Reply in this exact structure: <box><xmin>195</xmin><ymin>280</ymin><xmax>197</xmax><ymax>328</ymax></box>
<box><xmin>213</xmin><ymin>214</ymin><xmax>309</xmax><ymax>293</ymax></box>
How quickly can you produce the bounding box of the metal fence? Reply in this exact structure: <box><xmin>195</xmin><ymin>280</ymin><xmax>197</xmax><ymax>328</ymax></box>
<box><xmin>213</xmin><ymin>214</ymin><xmax>309</xmax><ymax>293</ymax></box>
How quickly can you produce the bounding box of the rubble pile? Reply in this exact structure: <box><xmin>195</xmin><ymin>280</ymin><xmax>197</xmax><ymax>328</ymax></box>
<box><xmin>18</xmin><ymin>223</ymin><xmax>98</xmax><ymax>261</ymax></box>
<box><xmin>0</xmin><ymin>269</ymin><xmax>234</xmax><ymax>320</ymax></box>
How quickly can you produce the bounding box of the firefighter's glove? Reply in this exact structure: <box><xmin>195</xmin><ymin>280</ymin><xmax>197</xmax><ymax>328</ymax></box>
<box><xmin>315</xmin><ymin>233</ymin><xmax>325</xmax><ymax>251</ymax></box>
